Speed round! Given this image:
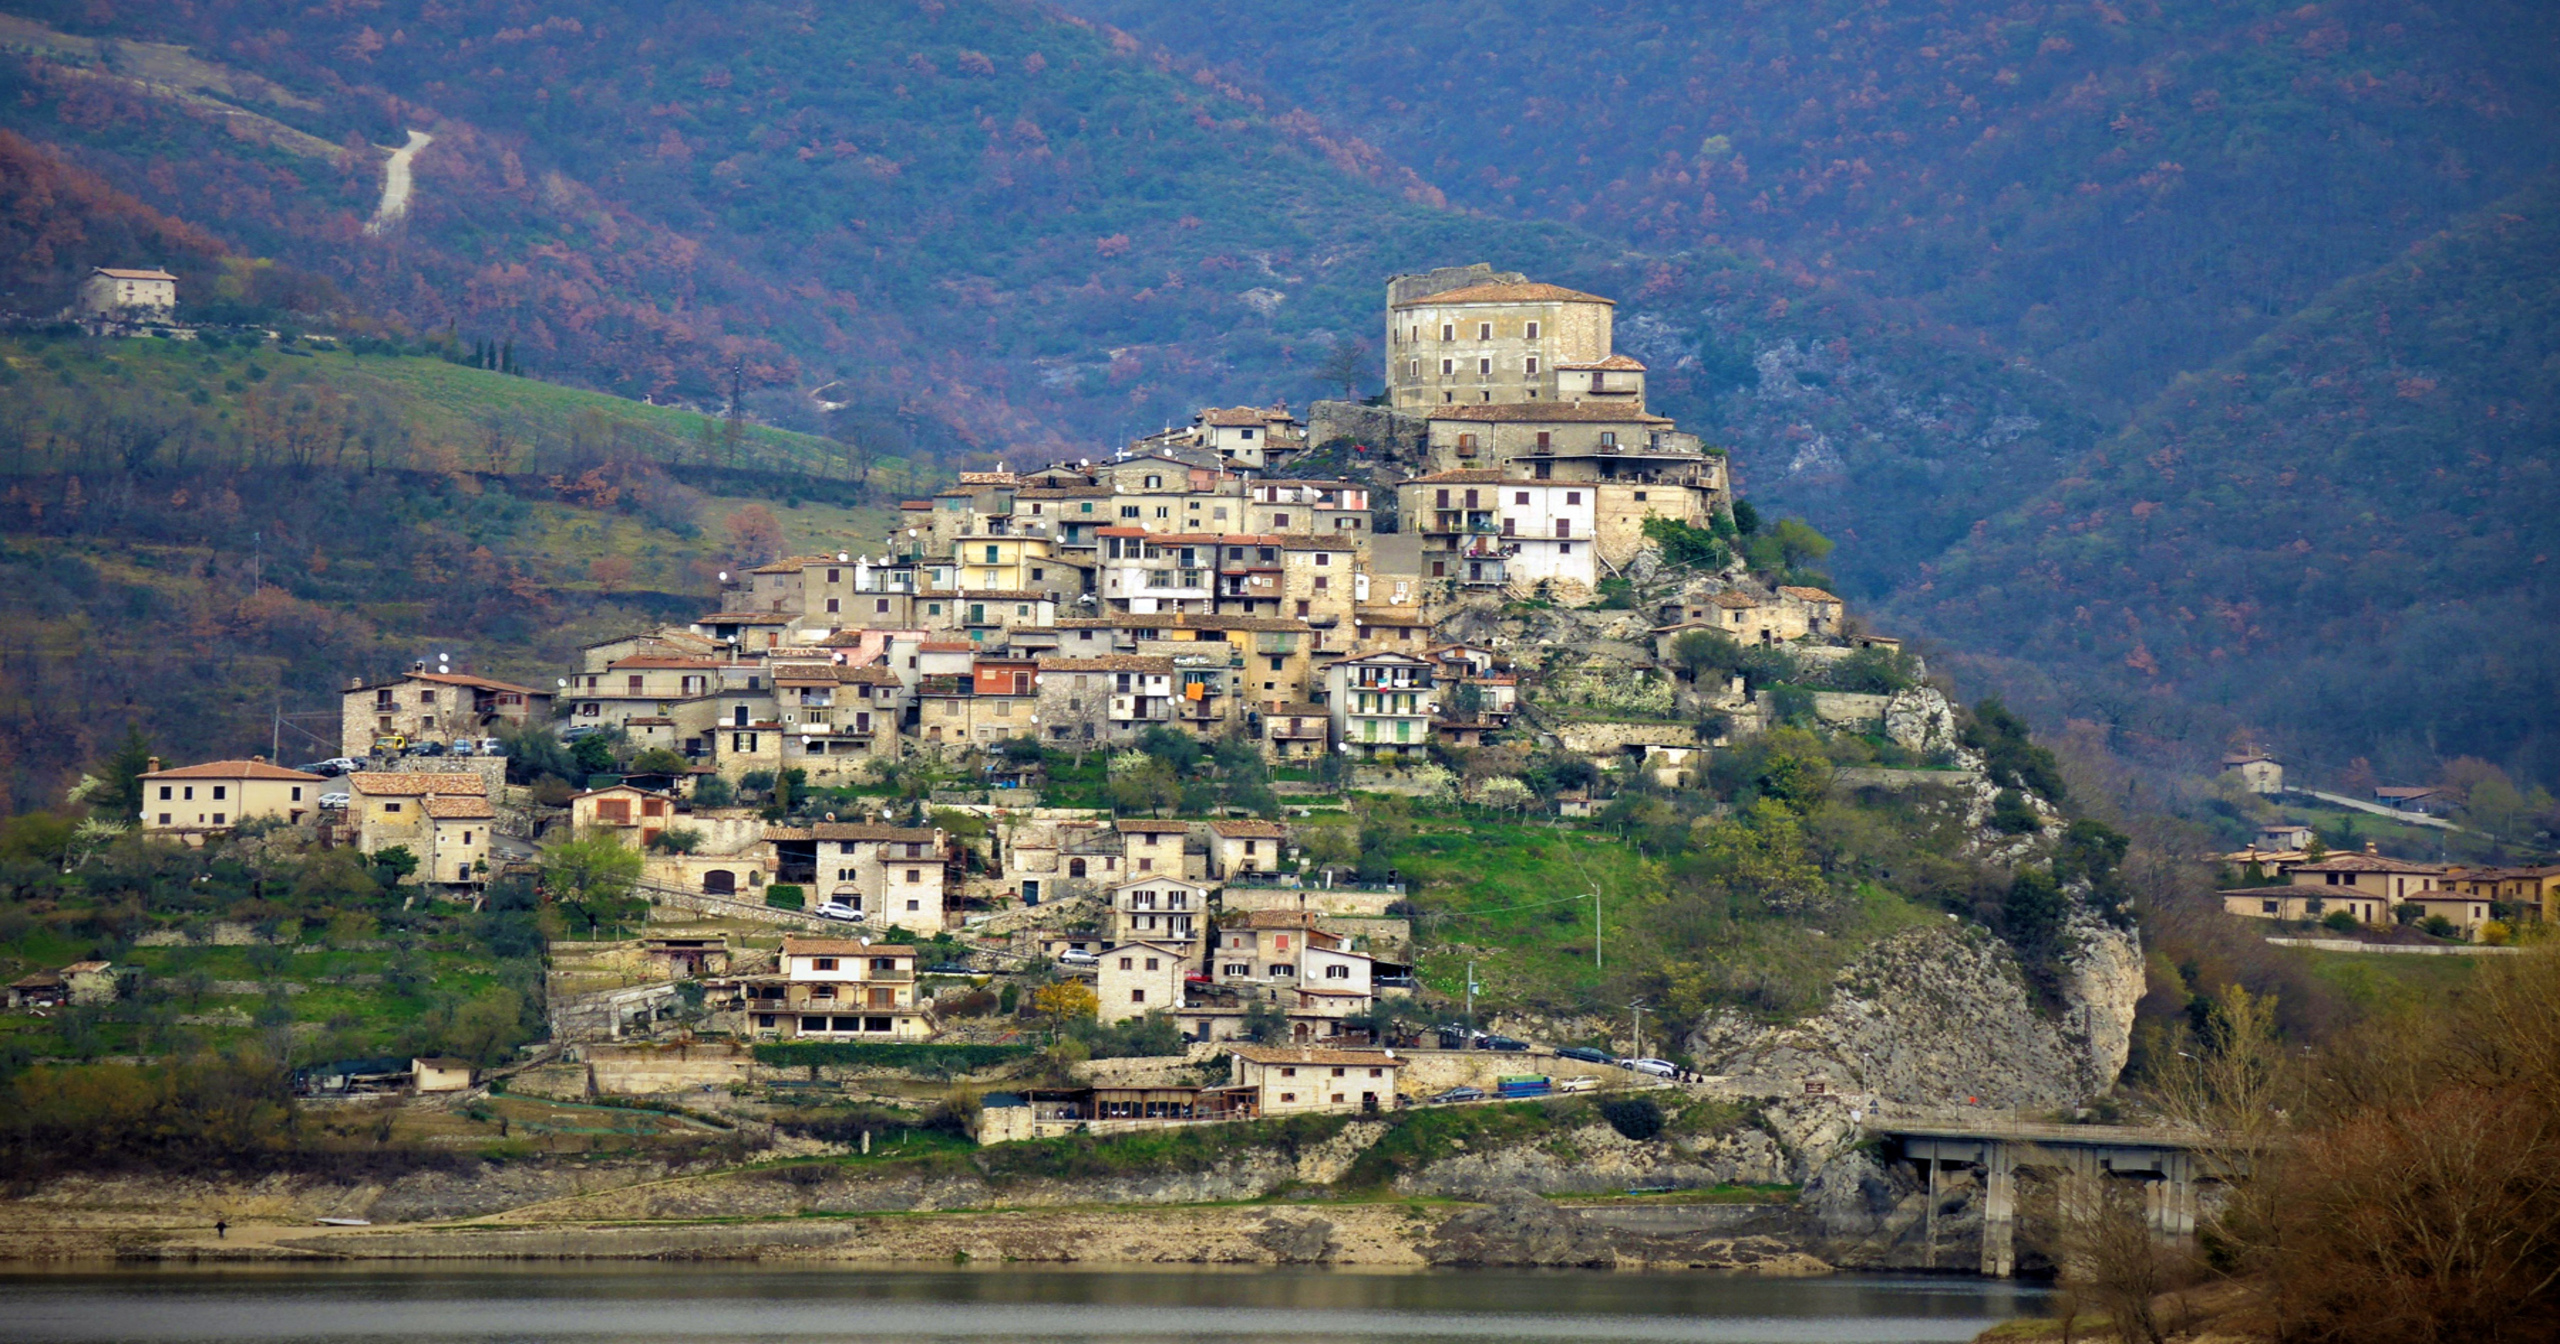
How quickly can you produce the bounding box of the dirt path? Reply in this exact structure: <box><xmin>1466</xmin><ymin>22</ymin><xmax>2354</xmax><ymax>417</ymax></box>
<box><xmin>364</xmin><ymin>129</ymin><xmax>432</xmax><ymax>236</ymax></box>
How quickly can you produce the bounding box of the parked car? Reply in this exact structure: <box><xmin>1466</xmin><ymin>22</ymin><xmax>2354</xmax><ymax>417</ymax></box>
<box><xmin>412</xmin><ymin>740</ymin><xmax>446</xmax><ymax>757</ymax></box>
<box><xmin>318</xmin><ymin>792</ymin><xmax>350</xmax><ymax>809</ymax></box>
<box><xmin>1429</xmin><ymin>1086</ymin><xmax>1485</xmax><ymax>1104</ymax></box>
<box><xmin>924</xmin><ymin>963</ymin><xmax>975</xmax><ymax>975</ymax></box>
<box><xmin>1055</xmin><ymin>948</ymin><xmax>1099</xmax><ymax>966</ymax></box>
<box><xmin>1556</xmin><ymin>1046</ymin><xmax>1615</xmax><ymax>1065</ymax></box>
<box><xmin>1623</xmin><ymin>1057</ymin><xmax>1679</xmax><ymax>1078</ymax></box>
<box><xmin>816</xmin><ymin>901</ymin><xmax>863</xmax><ymax>923</ymax></box>
<box><xmin>477</xmin><ymin>737</ymin><xmax>506</xmax><ymax>757</ymax></box>
<box><xmin>1482</xmin><ymin>1035</ymin><xmax>1531</xmax><ymax>1052</ymax></box>
<box><xmin>1555</xmin><ymin>1076</ymin><xmax>1599</xmax><ymax>1094</ymax></box>
<box><xmin>1435</xmin><ymin>1024</ymin><xmax>1484</xmax><ymax>1049</ymax></box>
<box><xmin>449</xmin><ymin>739</ymin><xmax>477</xmax><ymax>756</ymax></box>
<box><xmin>560</xmin><ymin>725</ymin><xmax>600</xmax><ymax>741</ymax></box>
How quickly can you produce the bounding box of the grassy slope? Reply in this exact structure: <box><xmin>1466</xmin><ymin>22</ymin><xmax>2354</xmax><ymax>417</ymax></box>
<box><xmin>1392</xmin><ymin>816</ymin><xmax>1936</xmax><ymax>1025</ymax></box>
<box><xmin>0</xmin><ymin>333</ymin><xmax>892</xmax><ymax>804</ymax></box>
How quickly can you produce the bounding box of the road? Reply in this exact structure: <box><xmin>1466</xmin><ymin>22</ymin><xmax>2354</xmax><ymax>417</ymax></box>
<box><xmin>364</xmin><ymin>128</ymin><xmax>432</xmax><ymax>236</ymax></box>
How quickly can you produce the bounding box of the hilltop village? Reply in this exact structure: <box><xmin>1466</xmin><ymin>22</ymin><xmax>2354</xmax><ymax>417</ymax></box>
<box><xmin>61</xmin><ymin>266</ymin><xmax>1981</xmax><ymax>1122</ymax></box>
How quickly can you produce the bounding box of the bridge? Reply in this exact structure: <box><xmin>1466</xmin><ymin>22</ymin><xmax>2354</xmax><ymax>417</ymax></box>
<box><xmin>1876</xmin><ymin>1118</ymin><xmax>2233</xmax><ymax>1277</ymax></box>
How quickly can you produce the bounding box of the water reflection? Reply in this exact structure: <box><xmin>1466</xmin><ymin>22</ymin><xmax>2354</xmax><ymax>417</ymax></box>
<box><xmin>0</xmin><ymin>1264</ymin><xmax>2049</xmax><ymax>1343</ymax></box>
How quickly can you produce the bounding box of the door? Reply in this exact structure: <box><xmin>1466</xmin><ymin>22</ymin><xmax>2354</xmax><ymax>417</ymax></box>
<box><xmin>702</xmin><ymin>870</ymin><xmax>736</xmax><ymax>896</ymax></box>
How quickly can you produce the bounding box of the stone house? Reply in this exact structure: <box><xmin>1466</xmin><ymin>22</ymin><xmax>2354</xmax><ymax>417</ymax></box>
<box><xmin>1116</xmin><ymin>819</ymin><xmax>1192</xmax><ymax>879</ymax></box>
<box><xmin>347</xmin><ymin>771</ymin><xmax>492</xmax><ymax>887</ymax></box>
<box><xmin>570</xmin><ymin>785</ymin><xmax>678</xmax><ymax>848</ymax></box>
<box><xmin>1034</xmin><ymin>655</ymin><xmax>1179</xmax><ymax>747</ymax></box>
<box><xmin>342</xmin><ymin>669</ymin><xmax>551</xmax><ymax>756</ymax></box>
<box><xmin>1212</xmin><ymin>910</ymin><xmax>1375</xmax><ymax>1015</ymax></box>
<box><xmin>773</xmin><ymin>664</ymin><xmax>904</xmax><ymax>779</ymax></box>
<box><xmin>1226</xmin><ymin>1044</ymin><xmax>1402</xmax><ymax>1114</ymax></box>
<box><xmin>2221</xmin><ymin>754</ymin><xmax>2285</xmax><ymax>794</ymax></box>
<box><xmin>1776</xmin><ymin>586</ymin><xmax>1846</xmax><ymax>639</ymax></box>
<box><xmin>1096</xmin><ymin>942</ymin><xmax>1192</xmax><ymax>1024</ymax></box>
<box><xmin>804</xmin><ymin>822</ymin><xmax>948</xmax><ymax>931</ymax></box>
<box><xmin>1419</xmin><ymin>402</ymin><xmax>1680</xmax><ymax>475</ymax></box>
<box><xmin>1260</xmin><ymin>701</ymin><xmax>1331</xmax><ymax>760</ymax></box>
<box><xmin>76</xmin><ymin>266</ymin><xmax>177</xmax><ymax>320</ymax></box>
<box><xmin>729</xmin><ymin>936</ymin><xmax>927</xmax><ymax>1040</ymax></box>
<box><xmin>1209</xmin><ymin>819</ymin><xmax>1286</xmax><ymax>880</ymax></box>
<box><xmin>1245</xmin><ymin>479</ymin><xmax>1369</xmax><ymax>538</ymax></box>
<box><xmin>1106</xmin><ymin>875</ymin><xmax>1211</xmax><ymax>948</ymax></box>
<box><xmin>137</xmin><ymin>757</ymin><xmax>325</xmax><ymax>843</ymax></box>
<box><xmin>1385</xmin><ymin>271</ymin><xmax>1616</xmax><ymax>410</ymax></box>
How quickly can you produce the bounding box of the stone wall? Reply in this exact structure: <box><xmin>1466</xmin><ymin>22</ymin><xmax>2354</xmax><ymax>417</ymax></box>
<box><xmin>1551</xmin><ymin>720</ymin><xmax>1699</xmax><ymax>756</ymax></box>
<box><xmin>1306</xmin><ymin>400</ymin><xmax>1426</xmax><ymax>457</ymax></box>
<box><xmin>1220</xmin><ymin>885</ymin><xmax>1406</xmax><ymax>919</ymax></box>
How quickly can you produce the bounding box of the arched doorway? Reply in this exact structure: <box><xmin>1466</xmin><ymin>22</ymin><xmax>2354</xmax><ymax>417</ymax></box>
<box><xmin>702</xmin><ymin>870</ymin><xmax>736</xmax><ymax>896</ymax></box>
<box><xmin>1069</xmin><ymin>857</ymin><xmax>1087</xmax><ymax>878</ymax></box>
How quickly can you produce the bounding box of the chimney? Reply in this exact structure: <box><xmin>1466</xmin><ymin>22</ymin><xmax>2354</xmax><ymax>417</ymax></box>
<box><xmin>2366</xmin><ymin>841</ymin><xmax>2380</xmax><ymax>855</ymax></box>
<box><xmin>146</xmin><ymin>757</ymin><xmax>161</xmax><ymax>774</ymax></box>
<box><xmin>251</xmin><ymin>755</ymin><xmax>265</xmax><ymax>764</ymax></box>
<box><xmin>349</xmin><ymin>676</ymin><xmax>365</xmax><ymax>691</ymax></box>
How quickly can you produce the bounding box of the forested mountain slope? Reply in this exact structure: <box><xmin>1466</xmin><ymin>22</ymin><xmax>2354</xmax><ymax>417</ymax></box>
<box><xmin>1069</xmin><ymin>0</ymin><xmax>2560</xmax><ymax>413</ymax></box>
<box><xmin>1914</xmin><ymin>183</ymin><xmax>2560</xmax><ymax>784</ymax></box>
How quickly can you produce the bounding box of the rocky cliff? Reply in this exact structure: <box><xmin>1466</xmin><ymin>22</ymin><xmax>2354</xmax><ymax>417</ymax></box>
<box><xmin>1689</xmin><ymin>920</ymin><xmax>2141</xmax><ymax>1113</ymax></box>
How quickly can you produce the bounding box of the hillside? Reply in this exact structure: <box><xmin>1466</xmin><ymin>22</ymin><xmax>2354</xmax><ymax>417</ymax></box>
<box><xmin>1069</xmin><ymin>0</ymin><xmax>2560</xmax><ymax>412</ymax></box>
<box><xmin>1912</xmin><ymin>182</ymin><xmax>2560</xmax><ymax>786</ymax></box>
<box><xmin>0</xmin><ymin>330</ymin><xmax>895</xmax><ymax>811</ymax></box>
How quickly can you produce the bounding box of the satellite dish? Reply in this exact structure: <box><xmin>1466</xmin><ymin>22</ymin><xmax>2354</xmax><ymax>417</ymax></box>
<box><xmin>556</xmin><ymin>678</ymin><xmax>568</xmax><ymax>688</ymax></box>
<box><xmin>718</xmin><ymin>571</ymin><xmax>730</xmax><ymax>582</ymax></box>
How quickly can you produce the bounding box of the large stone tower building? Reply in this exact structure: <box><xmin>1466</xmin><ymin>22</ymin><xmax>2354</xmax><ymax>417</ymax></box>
<box><xmin>1383</xmin><ymin>264</ymin><xmax>1618</xmax><ymax>410</ymax></box>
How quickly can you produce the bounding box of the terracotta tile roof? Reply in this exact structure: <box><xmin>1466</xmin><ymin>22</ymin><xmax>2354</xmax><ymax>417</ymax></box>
<box><xmin>1210</xmin><ymin>819</ymin><xmax>1285</xmax><ymax>838</ymax></box>
<box><xmin>1427</xmin><ymin>402</ymin><xmax>1672</xmax><ymax>424</ymax></box>
<box><xmin>781</xmin><ymin>935</ymin><xmax>917</xmax><ymax>957</ymax></box>
<box><xmin>1226</xmin><ymin>1044</ymin><xmax>1405</xmax><ymax>1067</ymax></box>
<box><xmin>349</xmin><ymin>771</ymin><xmax>487</xmax><ymax>797</ymax></box>
<box><xmin>1115</xmin><ymin>820</ymin><xmax>1192</xmax><ymax>834</ymax></box>
<box><xmin>811</xmin><ymin>822</ymin><xmax>940</xmax><ymax>843</ymax></box>
<box><xmin>423</xmin><ymin>796</ymin><xmax>495</xmax><ymax>819</ymax></box>
<box><xmin>142</xmin><ymin>759</ymin><xmax>325</xmax><ymax>782</ymax></box>
<box><xmin>1709</xmin><ymin>591</ymin><xmax>1760</xmax><ymax>609</ymax></box>
<box><xmin>838</xmin><ymin>666</ymin><xmax>903</xmax><ymax>685</ymax></box>
<box><xmin>1392</xmin><ymin>281</ymin><xmax>1613</xmax><ymax>308</ymax></box>
<box><xmin>1555</xmin><ymin>354</ymin><xmax>1649</xmax><ymax>371</ymax></box>
<box><xmin>917</xmin><ymin>641</ymin><xmax>977</xmax><ymax>653</ymax></box>
<box><xmin>2291</xmin><ymin>853</ymin><xmax>2446</xmax><ymax>875</ymax></box>
<box><xmin>696</xmin><ymin>611</ymin><xmax>798</xmax><ymax>624</ymax></box>
<box><xmin>1778</xmin><ymin>585</ymin><xmax>1843</xmax><ymax>605</ymax></box>
<box><xmin>1199</xmin><ymin>405</ymin><xmax>1297</xmax><ymax>427</ymax></box>
<box><xmin>1039</xmin><ymin>656</ymin><xmax>1176</xmax><ymax>673</ymax></box>
<box><xmin>608</xmin><ymin>656</ymin><xmax>729</xmax><ymax>670</ymax></box>
<box><xmin>94</xmin><ymin>267</ymin><xmax>178</xmax><ymax>281</ymax></box>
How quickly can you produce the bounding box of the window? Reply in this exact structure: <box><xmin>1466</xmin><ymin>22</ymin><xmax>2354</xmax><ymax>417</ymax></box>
<box><xmin>1280</xmin><ymin>1067</ymin><xmax>1296</xmax><ymax>1078</ymax></box>
<box><xmin>1558</xmin><ymin>542</ymin><xmax>1573</xmax><ymax>555</ymax></box>
<box><xmin>1331</xmin><ymin>1066</ymin><xmax>1346</xmax><ymax>1077</ymax></box>
<box><xmin>827</xmin><ymin>597</ymin><xmax>840</xmax><ymax>613</ymax></box>
<box><xmin>384</xmin><ymin>802</ymin><xmax>402</xmax><ymax>813</ymax></box>
<box><xmin>1555</xmin><ymin>519</ymin><xmax>1572</xmax><ymax>538</ymax></box>
<box><xmin>1477</xmin><ymin>358</ymin><xmax>1491</xmax><ymax>375</ymax></box>
<box><xmin>814</xmin><ymin>957</ymin><xmax>838</xmax><ymax>970</ymax></box>
<box><xmin>1525</xmin><ymin>320</ymin><xmax>1540</xmax><ymax>339</ymax></box>
<box><xmin>1515</xmin><ymin>491</ymin><xmax>1529</xmax><ymax>505</ymax></box>
<box><xmin>876</xmin><ymin>599</ymin><xmax>890</xmax><ymax>614</ymax></box>
<box><xmin>212</xmin><ymin>786</ymin><xmax>227</xmax><ymax>800</ymax></box>
<box><xmin>1281</xmin><ymin>1093</ymin><xmax>1297</xmax><ymax>1103</ymax></box>
<box><xmin>1118</xmin><ymin>957</ymin><xmax>1134</xmax><ymax>971</ymax></box>
<box><xmin>1440</xmin><ymin>358</ymin><xmax>1453</xmax><ymax>375</ymax></box>
<box><xmin>1440</xmin><ymin>324</ymin><xmax>1454</xmax><ymax>341</ymax></box>
<box><xmin>1131</xmin><ymin>989</ymin><xmax>1146</xmax><ymax>1003</ymax></box>
<box><xmin>1145</xmin><ymin>957</ymin><xmax>1160</xmax><ymax>971</ymax></box>
<box><xmin>158</xmin><ymin>785</ymin><xmax>171</xmax><ymax>800</ymax></box>
<box><xmin>1524</xmin><ymin>355</ymin><xmax>1539</xmax><ymax>375</ymax></box>
<box><xmin>1566</xmin><ymin>491</ymin><xmax>1581</xmax><ymax>505</ymax></box>
<box><xmin>1477</xmin><ymin>322</ymin><xmax>1491</xmax><ymax>340</ymax></box>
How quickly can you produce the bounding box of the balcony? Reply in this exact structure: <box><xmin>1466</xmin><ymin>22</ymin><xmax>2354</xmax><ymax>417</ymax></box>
<box><xmin>917</xmin><ymin>674</ymin><xmax>973</xmax><ymax>696</ymax></box>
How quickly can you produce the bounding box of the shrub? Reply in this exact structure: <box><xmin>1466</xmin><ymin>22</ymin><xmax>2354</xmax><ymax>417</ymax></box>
<box><xmin>2321</xmin><ymin>909</ymin><xmax>2361</xmax><ymax>934</ymax></box>
<box><xmin>765</xmin><ymin>884</ymin><xmax>806</xmax><ymax>911</ymax></box>
<box><xmin>1989</xmin><ymin>789</ymin><xmax>2043</xmax><ymax>835</ymax></box>
<box><xmin>1599</xmin><ymin>1095</ymin><xmax>1665</xmax><ymax>1141</ymax></box>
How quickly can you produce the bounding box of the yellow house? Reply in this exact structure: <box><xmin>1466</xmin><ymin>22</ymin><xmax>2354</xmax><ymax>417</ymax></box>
<box><xmin>138</xmin><ymin>757</ymin><xmax>326</xmax><ymax>844</ymax></box>
<box><xmin>1226</xmin><ymin>1044</ymin><xmax>1403</xmax><ymax>1114</ymax></box>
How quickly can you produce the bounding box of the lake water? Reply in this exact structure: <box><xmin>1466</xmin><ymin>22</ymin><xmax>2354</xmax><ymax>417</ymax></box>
<box><xmin>0</xmin><ymin>1265</ymin><xmax>2051</xmax><ymax>1343</ymax></box>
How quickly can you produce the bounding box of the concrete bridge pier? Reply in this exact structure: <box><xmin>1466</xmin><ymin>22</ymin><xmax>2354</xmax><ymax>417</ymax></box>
<box><xmin>1979</xmin><ymin>1140</ymin><xmax>2017</xmax><ymax>1278</ymax></box>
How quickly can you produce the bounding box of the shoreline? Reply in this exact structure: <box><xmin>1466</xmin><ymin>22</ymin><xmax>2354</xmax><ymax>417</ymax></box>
<box><xmin>0</xmin><ymin>1198</ymin><xmax>1845</xmax><ymax>1276</ymax></box>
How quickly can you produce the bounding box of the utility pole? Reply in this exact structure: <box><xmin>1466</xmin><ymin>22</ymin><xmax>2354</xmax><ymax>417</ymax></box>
<box><xmin>1630</xmin><ymin>998</ymin><xmax>1648</xmax><ymax>1061</ymax></box>
<box><xmin>1592</xmin><ymin>884</ymin><xmax>1603</xmax><ymax>971</ymax></box>
<box><xmin>271</xmin><ymin>695</ymin><xmax>281</xmax><ymax>763</ymax></box>
<box><xmin>252</xmin><ymin>529</ymin><xmax>261</xmax><ymax>593</ymax></box>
